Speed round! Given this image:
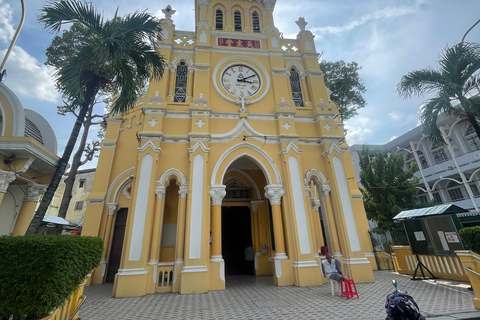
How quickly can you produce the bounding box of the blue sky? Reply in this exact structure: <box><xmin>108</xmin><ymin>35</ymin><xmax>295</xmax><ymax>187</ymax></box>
<box><xmin>1</xmin><ymin>0</ymin><xmax>480</xmax><ymax>169</ymax></box>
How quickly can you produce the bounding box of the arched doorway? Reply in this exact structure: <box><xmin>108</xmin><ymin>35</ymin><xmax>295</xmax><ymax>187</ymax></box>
<box><xmin>220</xmin><ymin>157</ymin><xmax>274</xmax><ymax>279</ymax></box>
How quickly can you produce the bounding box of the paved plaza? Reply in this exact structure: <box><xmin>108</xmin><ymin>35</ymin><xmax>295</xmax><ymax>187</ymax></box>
<box><xmin>80</xmin><ymin>271</ymin><xmax>480</xmax><ymax>320</ymax></box>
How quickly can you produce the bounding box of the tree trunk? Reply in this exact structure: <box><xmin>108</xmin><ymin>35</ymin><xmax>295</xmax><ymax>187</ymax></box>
<box><xmin>466</xmin><ymin>112</ymin><xmax>480</xmax><ymax>139</ymax></box>
<box><xmin>25</xmin><ymin>86</ymin><xmax>97</xmax><ymax>235</ymax></box>
<box><xmin>57</xmin><ymin>107</ymin><xmax>94</xmax><ymax>219</ymax></box>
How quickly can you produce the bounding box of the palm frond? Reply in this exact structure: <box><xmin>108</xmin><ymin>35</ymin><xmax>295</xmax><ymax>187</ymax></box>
<box><xmin>420</xmin><ymin>95</ymin><xmax>451</xmax><ymax>140</ymax></box>
<box><xmin>397</xmin><ymin>69</ymin><xmax>444</xmax><ymax>98</ymax></box>
<box><xmin>39</xmin><ymin>0</ymin><xmax>103</xmax><ymax>33</ymax></box>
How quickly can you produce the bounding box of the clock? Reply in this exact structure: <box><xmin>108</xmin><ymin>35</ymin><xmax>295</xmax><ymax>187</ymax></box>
<box><xmin>221</xmin><ymin>64</ymin><xmax>261</xmax><ymax>98</ymax></box>
<box><xmin>212</xmin><ymin>57</ymin><xmax>270</xmax><ymax>104</ymax></box>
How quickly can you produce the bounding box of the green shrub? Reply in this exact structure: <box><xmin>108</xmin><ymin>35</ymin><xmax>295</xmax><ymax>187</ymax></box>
<box><xmin>459</xmin><ymin>226</ymin><xmax>480</xmax><ymax>254</ymax></box>
<box><xmin>0</xmin><ymin>235</ymin><xmax>103</xmax><ymax>320</ymax></box>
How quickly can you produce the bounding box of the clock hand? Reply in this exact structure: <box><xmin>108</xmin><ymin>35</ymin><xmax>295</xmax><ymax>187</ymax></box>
<box><xmin>237</xmin><ymin>79</ymin><xmax>253</xmax><ymax>84</ymax></box>
<box><xmin>243</xmin><ymin>74</ymin><xmax>256</xmax><ymax>80</ymax></box>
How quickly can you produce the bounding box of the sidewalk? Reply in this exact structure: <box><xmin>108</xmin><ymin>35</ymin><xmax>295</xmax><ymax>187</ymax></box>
<box><xmin>80</xmin><ymin>270</ymin><xmax>479</xmax><ymax>320</ymax></box>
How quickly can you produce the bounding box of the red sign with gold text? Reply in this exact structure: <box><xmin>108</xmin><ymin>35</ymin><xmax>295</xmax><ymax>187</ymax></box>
<box><xmin>218</xmin><ymin>38</ymin><xmax>261</xmax><ymax>49</ymax></box>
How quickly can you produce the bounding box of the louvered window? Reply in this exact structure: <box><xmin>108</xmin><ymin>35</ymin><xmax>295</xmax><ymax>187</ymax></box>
<box><xmin>234</xmin><ymin>10</ymin><xmax>242</xmax><ymax>32</ymax></box>
<box><xmin>216</xmin><ymin>9</ymin><xmax>223</xmax><ymax>30</ymax></box>
<box><xmin>289</xmin><ymin>68</ymin><xmax>304</xmax><ymax>107</ymax></box>
<box><xmin>252</xmin><ymin>11</ymin><xmax>260</xmax><ymax>33</ymax></box>
<box><xmin>174</xmin><ymin>62</ymin><xmax>188</xmax><ymax>102</ymax></box>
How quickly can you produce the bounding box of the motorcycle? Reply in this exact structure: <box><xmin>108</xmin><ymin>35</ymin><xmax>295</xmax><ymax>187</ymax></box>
<box><xmin>385</xmin><ymin>280</ymin><xmax>426</xmax><ymax>320</ymax></box>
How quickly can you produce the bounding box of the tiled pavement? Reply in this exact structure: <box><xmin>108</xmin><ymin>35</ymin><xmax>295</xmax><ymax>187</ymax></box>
<box><xmin>80</xmin><ymin>271</ymin><xmax>480</xmax><ymax>320</ymax></box>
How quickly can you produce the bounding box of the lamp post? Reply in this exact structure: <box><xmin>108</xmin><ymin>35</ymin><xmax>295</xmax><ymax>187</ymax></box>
<box><xmin>0</xmin><ymin>0</ymin><xmax>25</xmax><ymax>82</ymax></box>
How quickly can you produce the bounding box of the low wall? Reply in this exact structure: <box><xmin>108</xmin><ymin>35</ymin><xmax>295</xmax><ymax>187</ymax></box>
<box><xmin>392</xmin><ymin>246</ymin><xmax>469</xmax><ymax>282</ymax></box>
<box><xmin>456</xmin><ymin>250</ymin><xmax>480</xmax><ymax>309</ymax></box>
<box><xmin>39</xmin><ymin>279</ymin><xmax>87</xmax><ymax>320</ymax></box>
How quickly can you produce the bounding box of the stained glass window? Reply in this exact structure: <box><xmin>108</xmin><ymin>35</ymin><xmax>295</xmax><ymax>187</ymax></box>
<box><xmin>174</xmin><ymin>62</ymin><xmax>188</xmax><ymax>103</ymax></box>
<box><xmin>289</xmin><ymin>68</ymin><xmax>304</xmax><ymax>107</ymax></box>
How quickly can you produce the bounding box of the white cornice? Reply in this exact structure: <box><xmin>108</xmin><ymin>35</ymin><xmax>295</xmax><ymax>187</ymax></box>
<box><xmin>0</xmin><ymin>139</ymin><xmax>59</xmax><ymax>168</ymax></box>
<box><xmin>188</xmin><ymin>141</ymin><xmax>210</xmax><ymax>153</ymax></box>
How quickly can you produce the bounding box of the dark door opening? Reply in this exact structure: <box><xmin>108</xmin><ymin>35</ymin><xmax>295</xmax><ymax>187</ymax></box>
<box><xmin>106</xmin><ymin>208</ymin><xmax>128</xmax><ymax>282</ymax></box>
<box><xmin>222</xmin><ymin>206</ymin><xmax>254</xmax><ymax>276</ymax></box>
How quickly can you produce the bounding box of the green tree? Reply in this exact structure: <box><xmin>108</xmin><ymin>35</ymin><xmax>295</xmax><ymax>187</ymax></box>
<box><xmin>319</xmin><ymin>60</ymin><xmax>367</xmax><ymax>122</ymax></box>
<box><xmin>359</xmin><ymin>146</ymin><xmax>419</xmax><ymax>232</ymax></box>
<box><xmin>397</xmin><ymin>42</ymin><xmax>480</xmax><ymax>140</ymax></box>
<box><xmin>26</xmin><ymin>0</ymin><xmax>165</xmax><ymax>235</ymax></box>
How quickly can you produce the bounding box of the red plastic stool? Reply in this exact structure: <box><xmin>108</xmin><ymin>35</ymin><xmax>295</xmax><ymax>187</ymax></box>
<box><xmin>341</xmin><ymin>278</ymin><xmax>359</xmax><ymax>300</ymax></box>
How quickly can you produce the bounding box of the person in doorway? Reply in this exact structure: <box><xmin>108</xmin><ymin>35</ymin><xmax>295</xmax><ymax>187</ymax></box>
<box><xmin>322</xmin><ymin>253</ymin><xmax>348</xmax><ymax>282</ymax></box>
<box><xmin>244</xmin><ymin>245</ymin><xmax>254</xmax><ymax>262</ymax></box>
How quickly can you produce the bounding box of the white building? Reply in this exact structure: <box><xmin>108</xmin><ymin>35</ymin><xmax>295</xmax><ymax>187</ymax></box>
<box><xmin>350</xmin><ymin>115</ymin><xmax>480</xmax><ymax>230</ymax></box>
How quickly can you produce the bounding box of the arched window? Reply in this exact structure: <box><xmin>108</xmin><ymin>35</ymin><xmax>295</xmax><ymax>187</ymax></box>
<box><xmin>252</xmin><ymin>11</ymin><xmax>260</xmax><ymax>33</ymax></box>
<box><xmin>234</xmin><ymin>10</ymin><xmax>242</xmax><ymax>32</ymax></box>
<box><xmin>174</xmin><ymin>62</ymin><xmax>188</xmax><ymax>103</ymax></box>
<box><xmin>289</xmin><ymin>68</ymin><xmax>304</xmax><ymax>107</ymax></box>
<box><xmin>216</xmin><ymin>9</ymin><xmax>223</xmax><ymax>30</ymax></box>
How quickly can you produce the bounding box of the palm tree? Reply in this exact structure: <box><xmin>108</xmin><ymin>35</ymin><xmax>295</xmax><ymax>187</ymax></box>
<box><xmin>25</xmin><ymin>0</ymin><xmax>165</xmax><ymax>235</ymax></box>
<box><xmin>397</xmin><ymin>42</ymin><xmax>480</xmax><ymax>140</ymax></box>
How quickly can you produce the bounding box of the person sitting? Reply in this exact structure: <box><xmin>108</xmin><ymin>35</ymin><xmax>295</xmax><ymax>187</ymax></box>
<box><xmin>322</xmin><ymin>253</ymin><xmax>348</xmax><ymax>282</ymax></box>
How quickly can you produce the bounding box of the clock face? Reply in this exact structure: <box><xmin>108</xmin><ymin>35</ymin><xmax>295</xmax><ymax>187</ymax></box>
<box><xmin>221</xmin><ymin>64</ymin><xmax>261</xmax><ymax>98</ymax></box>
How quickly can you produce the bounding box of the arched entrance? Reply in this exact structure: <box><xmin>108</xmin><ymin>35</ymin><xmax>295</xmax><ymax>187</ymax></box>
<box><xmin>220</xmin><ymin>157</ymin><xmax>274</xmax><ymax>279</ymax></box>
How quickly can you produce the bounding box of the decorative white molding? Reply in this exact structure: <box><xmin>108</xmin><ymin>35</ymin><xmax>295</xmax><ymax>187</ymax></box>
<box><xmin>250</xmin><ymin>200</ymin><xmax>264</xmax><ymax>213</ymax></box>
<box><xmin>25</xmin><ymin>183</ymin><xmax>47</xmax><ymax>202</ymax></box>
<box><xmin>364</xmin><ymin>253</ymin><xmax>375</xmax><ymax>257</ymax></box>
<box><xmin>148</xmin><ymin>118</ymin><xmax>159</xmax><ymax>127</ymax></box>
<box><xmin>196</xmin><ymin>119</ymin><xmax>206</xmax><ymax>128</ymax></box>
<box><xmin>293</xmin><ymin>261</ymin><xmax>319</xmax><ymax>268</ymax></box>
<box><xmin>0</xmin><ymin>170</ymin><xmax>16</xmax><ymax>193</ymax></box>
<box><xmin>188</xmin><ymin>141</ymin><xmax>210</xmax><ymax>153</ymax></box>
<box><xmin>209</xmin><ymin>185</ymin><xmax>226</xmax><ymax>206</ymax></box>
<box><xmin>210</xmin><ymin>255</ymin><xmax>224</xmax><ymax>263</ymax></box>
<box><xmin>211</xmin><ymin>142</ymin><xmax>282</xmax><ymax>185</ymax></box>
<box><xmin>311</xmin><ymin>198</ymin><xmax>321</xmax><ymax>211</ymax></box>
<box><xmin>283</xmin><ymin>121</ymin><xmax>291</xmax><ymax>130</ymax></box>
<box><xmin>117</xmin><ymin>268</ymin><xmax>148</xmax><ymax>276</ymax></box>
<box><xmin>137</xmin><ymin>140</ymin><xmax>162</xmax><ymax>154</ymax></box>
<box><xmin>156</xmin><ymin>186</ymin><xmax>166</xmax><ymax>198</ymax></box>
<box><xmin>342</xmin><ymin>258</ymin><xmax>371</xmax><ymax>265</ymax></box>
<box><xmin>106</xmin><ymin>203</ymin><xmax>117</xmax><ymax>216</ymax></box>
<box><xmin>88</xmin><ymin>198</ymin><xmax>104</xmax><ymax>204</ymax></box>
<box><xmin>264</xmin><ymin>184</ymin><xmax>285</xmax><ymax>205</ymax></box>
<box><xmin>321</xmin><ymin>143</ymin><xmax>346</xmax><ymax>156</ymax></box>
<box><xmin>106</xmin><ymin>167</ymin><xmax>135</xmax><ymax>203</ymax></box>
<box><xmin>280</xmin><ymin>142</ymin><xmax>302</xmax><ymax>155</ymax></box>
<box><xmin>181</xmin><ymin>266</ymin><xmax>208</xmax><ymax>273</ymax></box>
<box><xmin>158</xmin><ymin>168</ymin><xmax>188</xmax><ymax>187</ymax></box>
<box><xmin>179</xmin><ymin>186</ymin><xmax>188</xmax><ymax>198</ymax></box>
<box><xmin>323</xmin><ymin>123</ymin><xmax>332</xmax><ymax>131</ymax></box>
<box><xmin>304</xmin><ymin>168</ymin><xmax>329</xmax><ymax>186</ymax></box>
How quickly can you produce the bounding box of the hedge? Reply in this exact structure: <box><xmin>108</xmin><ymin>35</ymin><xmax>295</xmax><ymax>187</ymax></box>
<box><xmin>0</xmin><ymin>235</ymin><xmax>103</xmax><ymax>320</ymax></box>
<box><xmin>459</xmin><ymin>226</ymin><xmax>480</xmax><ymax>254</ymax></box>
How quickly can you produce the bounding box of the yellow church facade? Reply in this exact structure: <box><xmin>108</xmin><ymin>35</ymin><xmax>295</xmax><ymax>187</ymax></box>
<box><xmin>82</xmin><ymin>0</ymin><xmax>375</xmax><ymax>297</ymax></box>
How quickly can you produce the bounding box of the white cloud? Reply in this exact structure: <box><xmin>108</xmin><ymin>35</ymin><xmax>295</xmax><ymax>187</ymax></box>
<box><xmin>0</xmin><ymin>0</ymin><xmax>15</xmax><ymax>43</ymax></box>
<box><xmin>1</xmin><ymin>46</ymin><xmax>59</xmax><ymax>103</ymax></box>
<box><xmin>311</xmin><ymin>0</ymin><xmax>426</xmax><ymax>38</ymax></box>
<box><xmin>345</xmin><ymin>125</ymin><xmax>373</xmax><ymax>146</ymax></box>
<box><xmin>388</xmin><ymin>112</ymin><xmax>399</xmax><ymax>120</ymax></box>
